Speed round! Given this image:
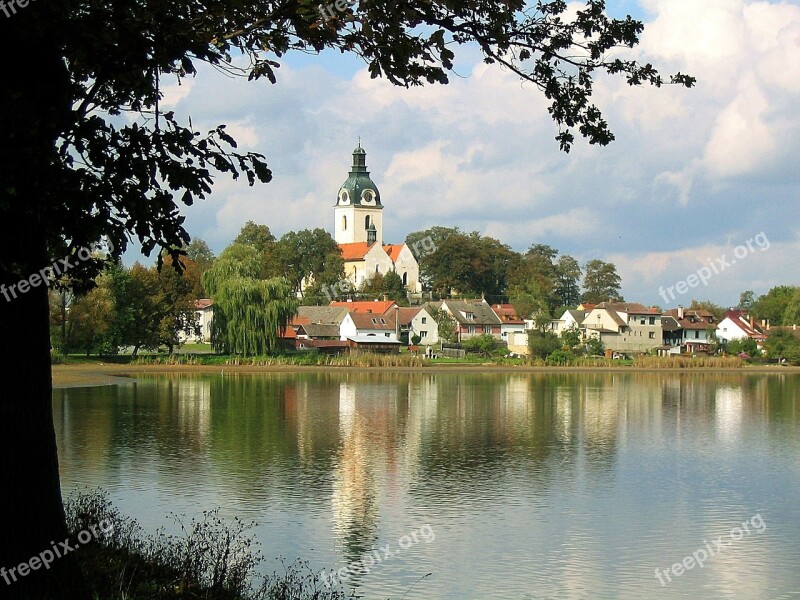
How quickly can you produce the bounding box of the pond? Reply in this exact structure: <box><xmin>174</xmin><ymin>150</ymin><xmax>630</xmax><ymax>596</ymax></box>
<box><xmin>54</xmin><ymin>371</ymin><xmax>800</xmax><ymax>598</ymax></box>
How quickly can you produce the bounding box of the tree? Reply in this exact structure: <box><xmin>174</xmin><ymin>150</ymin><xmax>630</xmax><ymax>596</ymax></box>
<box><xmin>738</xmin><ymin>290</ymin><xmax>756</xmax><ymax>311</ymax></box>
<box><xmin>528</xmin><ymin>330</ymin><xmax>562</xmax><ymax>359</ymax></box>
<box><xmin>62</xmin><ymin>286</ymin><xmax>115</xmax><ymax>356</ymax></box>
<box><xmin>554</xmin><ymin>255</ymin><xmax>583</xmax><ymax>308</ymax></box>
<box><xmin>724</xmin><ymin>337</ymin><xmax>759</xmax><ymax>358</ymax></box>
<box><xmin>202</xmin><ymin>247</ymin><xmax>298</xmax><ymax>356</ymax></box>
<box><xmin>275</xmin><ymin>229</ymin><xmax>344</xmax><ymax>296</ymax></box>
<box><xmin>561</xmin><ymin>325</ymin><xmax>582</xmax><ymax>351</ymax></box>
<box><xmin>463</xmin><ymin>334</ymin><xmax>497</xmax><ymax>357</ymax></box>
<box><xmin>782</xmin><ymin>288</ymin><xmax>800</xmax><ymax>326</ymax></box>
<box><xmin>1</xmin><ymin>0</ymin><xmax>692</xmax><ymax>594</ymax></box>
<box><xmin>185</xmin><ymin>239</ymin><xmax>216</xmax><ymax>272</ymax></box>
<box><xmin>359</xmin><ymin>271</ymin><xmax>408</xmax><ymax>305</ymax></box>
<box><xmin>752</xmin><ymin>286</ymin><xmax>798</xmax><ymax>326</ymax></box>
<box><xmin>582</xmin><ymin>259</ymin><xmax>623</xmax><ymax>304</ymax></box>
<box><xmin>234</xmin><ymin>221</ymin><xmax>280</xmax><ymax>278</ymax></box>
<box><xmin>415</xmin><ymin>229</ymin><xmax>516</xmax><ymax>298</ymax></box>
<box><xmin>764</xmin><ymin>330</ymin><xmax>800</xmax><ymax>365</ymax></box>
<box><xmin>430</xmin><ymin>308</ymin><xmax>458</xmax><ymax>344</ymax></box>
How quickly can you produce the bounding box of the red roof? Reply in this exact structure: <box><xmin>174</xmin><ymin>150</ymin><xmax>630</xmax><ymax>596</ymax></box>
<box><xmin>724</xmin><ymin>310</ymin><xmax>767</xmax><ymax>339</ymax></box>
<box><xmin>287</xmin><ymin>315</ymin><xmax>312</xmax><ymax>327</ymax></box>
<box><xmin>195</xmin><ymin>299</ymin><xmax>214</xmax><ymax>309</ymax></box>
<box><xmin>279</xmin><ymin>326</ymin><xmax>297</xmax><ymax>339</ymax></box>
<box><xmin>491</xmin><ymin>304</ymin><xmax>525</xmax><ymax>324</ymax></box>
<box><xmin>383</xmin><ymin>244</ymin><xmax>404</xmax><ymax>262</ymax></box>
<box><xmin>338</xmin><ymin>242</ymin><xmax>373</xmax><ymax>260</ymax></box>
<box><xmin>330</xmin><ymin>300</ymin><xmax>397</xmax><ymax>314</ymax></box>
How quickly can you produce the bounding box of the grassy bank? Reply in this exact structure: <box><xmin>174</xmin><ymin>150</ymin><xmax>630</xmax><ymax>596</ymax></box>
<box><xmin>66</xmin><ymin>490</ymin><xmax>356</xmax><ymax>600</ymax></box>
<box><xmin>52</xmin><ymin>351</ymin><xmax>750</xmax><ymax>370</ymax></box>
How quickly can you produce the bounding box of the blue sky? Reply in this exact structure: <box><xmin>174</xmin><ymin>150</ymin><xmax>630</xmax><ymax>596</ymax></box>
<box><xmin>131</xmin><ymin>0</ymin><xmax>800</xmax><ymax>307</ymax></box>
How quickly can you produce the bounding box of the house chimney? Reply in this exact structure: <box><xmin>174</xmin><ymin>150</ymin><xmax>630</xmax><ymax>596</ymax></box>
<box><xmin>750</xmin><ymin>316</ymin><xmax>754</xmax><ymax>329</ymax></box>
<box><xmin>678</xmin><ymin>305</ymin><xmax>684</xmax><ymax>319</ymax></box>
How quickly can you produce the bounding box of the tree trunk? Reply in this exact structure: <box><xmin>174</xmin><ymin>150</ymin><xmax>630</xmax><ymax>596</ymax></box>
<box><xmin>0</xmin><ymin>11</ymin><xmax>90</xmax><ymax>599</ymax></box>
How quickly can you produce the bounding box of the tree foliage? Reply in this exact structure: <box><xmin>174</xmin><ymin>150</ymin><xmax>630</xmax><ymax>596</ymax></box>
<box><xmin>429</xmin><ymin>307</ymin><xmax>458</xmax><ymax>344</ymax></box>
<box><xmin>528</xmin><ymin>330</ymin><xmax>562</xmax><ymax>359</ymax></box>
<box><xmin>582</xmin><ymin>259</ymin><xmax>623</xmax><ymax>303</ymax></box>
<box><xmin>359</xmin><ymin>271</ymin><xmax>408</xmax><ymax>305</ymax></box>
<box><xmin>752</xmin><ymin>286</ymin><xmax>798</xmax><ymax>326</ymax></box>
<box><xmin>764</xmin><ymin>329</ymin><xmax>800</xmax><ymax>365</ymax></box>
<box><xmin>463</xmin><ymin>334</ymin><xmax>497</xmax><ymax>357</ymax></box>
<box><xmin>407</xmin><ymin>227</ymin><xmax>516</xmax><ymax>298</ymax></box>
<box><xmin>202</xmin><ymin>245</ymin><xmax>298</xmax><ymax>356</ymax></box>
<box><xmin>275</xmin><ymin>229</ymin><xmax>344</xmax><ymax>295</ymax></box>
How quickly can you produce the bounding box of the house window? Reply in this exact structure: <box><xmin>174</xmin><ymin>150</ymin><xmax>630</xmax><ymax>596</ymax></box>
<box><xmin>649</xmin><ymin>317</ymin><xmax>656</xmax><ymax>325</ymax></box>
<box><xmin>468</xmin><ymin>326</ymin><xmax>475</xmax><ymax>334</ymax></box>
<box><xmin>421</xmin><ymin>317</ymin><xmax>427</xmax><ymax>324</ymax></box>
<box><xmin>640</xmin><ymin>319</ymin><xmax>645</xmax><ymax>325</ymax></box>
<box><xmin>694</xmin><ymin>331</ymin><xmax>700</xmax><ymax>339</ymax></box>
<box><xmin>465</xmin><ymin>312</ymin><xmax>475</xmax><ymax>320</ymax></box>
<box><xmin>420</xmin><ymin>331</ymin><xmax>427</xmax><ymax>338</ymax></box>
<box><xmin>484</xmin><ymin>326</ymin><xmax>492</xmax><ymax>334</ymax></box>
<box><xmin>385</xmin><ymin>333</ymin><xmax>390</xmax><ymax>337</ymax></box>
<box><xmin>649</xmin><ymin>332</ymin><xmax>655</xmax><ymax>339</ymax></box>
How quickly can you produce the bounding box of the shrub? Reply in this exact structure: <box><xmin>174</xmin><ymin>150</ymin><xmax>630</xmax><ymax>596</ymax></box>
<box><xmin>65</xmin><ymin>489</ymin><xmax>356</xmax><ymax>600</ymax></box>
<box><xmin>546</xmin><ymin>349</ymin><xmax>574</xmax><ymax>365</ymax></box>
<box><xmin>463</xmin><ymin>334</ymin><xmax>497</xmax><ymax>357</ymax></box>
<box><xmin>528</xmin><ymin>330</ymin><xmax>561</xmax><ymax>359</ymax></box>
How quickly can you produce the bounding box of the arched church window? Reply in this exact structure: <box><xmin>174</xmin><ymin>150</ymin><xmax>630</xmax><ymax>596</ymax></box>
<box><xmin>365</xmin><ymin>215</ymin><xmax>370</xmax><ymax>230</ymax></box>
<box><xmin>342</xmin><ymin>216</ymin><xmax>347</xmax><ymax>231</ymax></box>
<box><xmin>402</xmin><ymin>272</ymin><xmax>408</xmax><ymax>285</ymax></box>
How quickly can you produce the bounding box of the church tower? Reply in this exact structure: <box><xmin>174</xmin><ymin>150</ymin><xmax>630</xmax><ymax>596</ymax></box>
<box><xmin>334</xmin><ymin>142</ymin><xmax>383</xmax><ymax>245</ymax></box>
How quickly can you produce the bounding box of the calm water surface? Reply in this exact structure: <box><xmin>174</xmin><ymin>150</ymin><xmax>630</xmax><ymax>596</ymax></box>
<box><xmin>54</xmin><ymin>372</ymin><xmax>800</xmax><ymax>599</ymax></box>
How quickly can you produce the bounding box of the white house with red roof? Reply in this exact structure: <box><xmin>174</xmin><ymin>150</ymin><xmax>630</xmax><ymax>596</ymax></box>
<box><xmin>716</xmin><ymin>310</ymin><xmax>768</xmax><ymax>348</ymax></box>
<box><xmin>332</xmin><ymin>144</ymin><xmax>421</xmax><ymax>293</ymax></box>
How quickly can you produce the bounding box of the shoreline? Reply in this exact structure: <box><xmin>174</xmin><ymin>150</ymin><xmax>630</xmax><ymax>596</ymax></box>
<box><xmin>51</xmin><ymin>362</ymin><xmax>800</xmax><ymax>389</ymax></box>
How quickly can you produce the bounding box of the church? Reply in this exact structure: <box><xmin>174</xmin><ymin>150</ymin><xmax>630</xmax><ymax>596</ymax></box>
<box><xmin>333</xmin><ymin>143</ymin><xmax>421</xmax><ymax>293</ymax></box>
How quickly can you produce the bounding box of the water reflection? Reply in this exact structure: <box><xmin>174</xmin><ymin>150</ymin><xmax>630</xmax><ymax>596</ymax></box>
<box><xmin>54</xmin><ymin>372</ymin><xmax>800</xmax><ymax>599</ymax></box>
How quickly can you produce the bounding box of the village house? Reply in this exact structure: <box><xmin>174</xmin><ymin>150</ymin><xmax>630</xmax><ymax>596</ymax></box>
<box><xmin>583</xmin><ymin>302</ymin><xmax>663</xmax><ymax>354</ymax></box>
<box><xmin>429</xmin><ymin>298</ymin><xmax>503</xmax><ymax>342</ymax></box>
<box><xmin>396</xmin><ymin>306</ymin><xmax>439</xmax><ymax>345</ymax></box>
<box><xmin>716</xmin><ymin>310</ymin><xmax>769</xmax><ymax>349</ymax></box>
<box><xmin>661</xmin><ymin>307</ymin><xmax>717</xmax><ymax>355</ymax></box>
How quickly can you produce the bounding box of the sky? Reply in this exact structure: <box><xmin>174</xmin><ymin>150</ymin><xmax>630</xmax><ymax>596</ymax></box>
<box><xmin>137</xmin><ymin>0</ymin><xmax>800</xmax><ymax>307</ymax></box>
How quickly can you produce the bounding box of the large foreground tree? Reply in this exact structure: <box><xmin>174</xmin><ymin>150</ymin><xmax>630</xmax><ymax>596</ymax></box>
<box><xmin>0</xmin><ymin>1</ymin><xmax>692</xmax><ymax>596</ymax></box>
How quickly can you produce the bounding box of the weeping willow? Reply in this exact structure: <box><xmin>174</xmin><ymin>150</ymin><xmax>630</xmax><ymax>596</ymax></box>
<box><xmin>203</xmin><ymin>249</ymin><xmax>297</xmax><ymax>356</ymax></box>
